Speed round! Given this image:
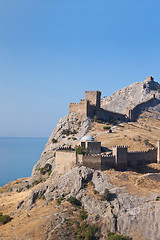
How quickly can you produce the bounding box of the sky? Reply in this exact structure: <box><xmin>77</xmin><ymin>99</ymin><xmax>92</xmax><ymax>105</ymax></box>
<box><xmin>1</xmin><ymin>0</ymin><xmax>160</xmax><ymax>137</ymax></box>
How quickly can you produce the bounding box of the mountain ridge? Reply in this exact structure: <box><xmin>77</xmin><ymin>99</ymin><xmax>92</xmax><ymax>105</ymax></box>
<box><xmin>101</xmin><ymin>76</ymin><xmax>160</xmax><ymax>114</ymax></box>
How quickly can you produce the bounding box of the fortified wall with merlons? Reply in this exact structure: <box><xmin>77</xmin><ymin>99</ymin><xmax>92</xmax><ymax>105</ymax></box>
<box><xmin>69</xmin><ymin>90</ymin><xmax>129</xmax><ymax>122</ymax></box>
<box><xmin>55</xmin><ymin>137</ymin><xmax>160</xmax><ymax>173</ymax></box>
<box><xmin>55</xmin><ymin>76</ymin><xmax>160</xmax><ymax>173</ymax></box>
<box><xmin>69</xmin><ymin>77</ymin><xmax>157</xmax><ymax>122</ymax></box>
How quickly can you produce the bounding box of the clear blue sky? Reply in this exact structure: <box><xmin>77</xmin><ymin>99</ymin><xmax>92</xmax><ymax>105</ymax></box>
<box><xmin>1</xmin><ymin>0</ymin><xmax>160</xmax><ymax>137</ymax></box>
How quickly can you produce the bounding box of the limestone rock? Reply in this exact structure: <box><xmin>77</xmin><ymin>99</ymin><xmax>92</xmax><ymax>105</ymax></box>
<box><xmin>101</xmin><ymin>77</ymin><xmax>160</xmax><ymax>114</ymax></box>
<box><xmin>24</xmin><ymin>166</ymin><xmax>160</xmax><ymax>239</ymax></box>
<box><xmin>31</xmin><ymin>113</ymin><xmax>91</xmax><ymax>179</ymax></box>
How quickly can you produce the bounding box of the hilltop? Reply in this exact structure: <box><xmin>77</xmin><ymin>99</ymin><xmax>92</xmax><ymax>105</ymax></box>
<box><xmin>101</xmin><ymin>76</ymin><xmax>160</xmax><ymax>115</ymax></box>
<box><xmin>1</xmin><ymin>76</ymin><xmax>160</xmax><ymax>239</ymax></box>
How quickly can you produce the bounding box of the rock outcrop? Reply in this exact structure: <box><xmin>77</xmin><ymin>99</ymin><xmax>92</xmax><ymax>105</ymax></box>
<box><xmin>23</xmin><ymin>166</ymin><xmax>160</xmax><ymax>240</ymax></box>
<box><xmin>31</xmin><ymin>113</ymin><xmax>91</xmax><ymax>179</ymax></box>
<box><xmin>26</xmin><ymin>77</ymin><xmax>160</xmax><ymax>240</ymax></box>
<box><xmin>101</xmin><ymin>77</ymin><xmax>160</xmax><ymax>114</ymax></box>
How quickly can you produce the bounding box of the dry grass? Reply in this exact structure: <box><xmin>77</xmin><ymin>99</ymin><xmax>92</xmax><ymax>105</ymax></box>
<box><xmin>1</xmin><ymin>114</ymin><xmax>160</xmax><ymax>239</ymax></box>
<box><xmin>89</xmin><ymin>116</ymin><xmax>160</xmax><ymax>151</ymax></box>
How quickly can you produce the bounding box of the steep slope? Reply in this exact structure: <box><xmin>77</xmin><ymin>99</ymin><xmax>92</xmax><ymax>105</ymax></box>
<box><xmin>31</xmin><ymin>112</ymin><xmax>91</xmax><ymax>179</ymax></box>
<box><xmin>101</xmin><ymin>77</ymin><xmax>160</xmax><ymax>114</ymax></box>
<box><xmin>1</xmin><ymin>165</ymin><xmax>160</xmax><ymax>240</ymax></box>
<box><xmin>2</xmin><ymin>78</ymin><xmax>160</xmax><ymax>240</ymax></box>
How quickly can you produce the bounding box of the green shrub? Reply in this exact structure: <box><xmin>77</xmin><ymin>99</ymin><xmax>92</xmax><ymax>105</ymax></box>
<box><xmin>76</xmin><ymin>146</ymin><xmax>89</xmax><ymax>155</ymax></box>
<box><xmin>62</xmin><ymin>129</ymin><xmax>71</xmax><ymax>136</ymax></box>
<box><xmin>40</xmin><ymin>163</ymin><xmax>52</xmax><ymax>175</ymax></box>
<box><xmin>101</xmin><ymin>188</ymin><xmax>111</xmax><ymax>201</ymax></box>
<box><xmin>57</xmin><ymin>197</ymin><xmax>64</xmax><ymax>205</ymax></box>
<box><xmin>62</xmin><ymin>128</ymin><xmax>77</xmax><ymax>136</ymax></box>
<box><xmin>48</xmin><ymin>170</ymin><xmax>52</xmax><ymax>176</ymax></box>
<box><xmin>79</xmin><ymin>209</ymin><xmax>87</xmax><ymax>220</ymax></box>
<box><xmin>57</xmin><ymin>199</ymin><xmax>62</xmax><ymax>205</ymax></box>
<box><xmin>26</xmin><ymin>184</ymin><xmax>31</xmax><ymax>189</ymax></box>
<box><xmin>17</xmin><ymin>188</ymin><xmax>23</xmax><ymax>193</ymax></box>
<box><xmin>67</xmin><ymin>196</ymin><xmax>81</xmax><ymax>207</ymax></box>
<box><xmin>52</xmin><ymin>138</ymin><xmax>57</xmax><ymax>143</ymax></box>
<box><xmin>106</xmin><ymin>232</ymin><xmax>131</xmax><ymax>240</ymax></box>
<box><xmin>156</xmin><ymin>196</ymin><xmax>160</xmax><ymax>201</ymax></box>
<box><xmin>144</xmin><ymin>139</ymin><xmax>149</xmax><ymax>146</ymax></box>
<box><xmin>32</xmin><ymin>178</ymin><xmax>42</xmax><ymax>186</ymax></box>
<box><xmin>83</xmin><ymin>224</ymin><xmax>98</xmax><ymax>240</ymax></box>
<box><xmin>0</xmin><ymin>213</ymin><xmax>10</xmax><ymax>225</ymax></box>
<box><xmin>103</xmin><ymin>126</ymin><xmax>111</xmax><ymax>130</ymax></box>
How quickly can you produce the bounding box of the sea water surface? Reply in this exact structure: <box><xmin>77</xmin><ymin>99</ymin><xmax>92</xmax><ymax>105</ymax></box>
<box><xmin>0</xmin><ymin>137</ymin><xmax>47</xmax><ymax>187</ymax></box>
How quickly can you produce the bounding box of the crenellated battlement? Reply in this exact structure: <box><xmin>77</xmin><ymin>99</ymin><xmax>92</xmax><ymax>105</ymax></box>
<box><xmin>101</xmin><ymin>155</ymin><xmax>114</xmax><ymax>158</ymax></box>
<box><xmin>55</xmin><ymin>140</ymin><xmax>160</xmax><ymax>173</ymax></box>
<box><xmin>113</xmin><ymin>145</ymin><xmax>128</xmax><ymax>149</ymax></box>
<box><xmin>69</xmin><ymin>90</ymin><xmax>129</xmax><ymax>122</ymax></box>
<box><xmin>57</xmin><ymin>146</ymin><xmax>74</xmax><ymax>151</ymax></box>
<box><xmin>69</xmin><ymin>103</ymin><xmax>80</xmax><ymax>105</ymax></box>
<box><xmin>85</xmin><ymin>90</ymin><xmax>100</xmax><ymax>93</ymax></box>
<box><xmin>129</xmin><ymin>148</ymin><xmax>156</xmax><ymax>153</ymax></box>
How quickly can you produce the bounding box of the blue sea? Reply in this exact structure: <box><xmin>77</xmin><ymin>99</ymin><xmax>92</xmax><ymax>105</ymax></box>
<box><xmin>0</xmin><ymin>137</ymin><xmax>48</xmax><ymax>187</ymax></box>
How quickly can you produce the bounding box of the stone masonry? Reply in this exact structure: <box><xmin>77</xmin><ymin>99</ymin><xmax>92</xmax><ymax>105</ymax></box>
<box><xmin>55</xmin><ymin>140</ymin><xmax>160</xmax><ymax>173</ymax></box>
<box><xmin>69</xmin><ymin>90</ymin><xmax>129</xmax><ymax>122</ymax></box>
<box><xmin>69</xmin><ymin>78</ymin><xmax>158</xmax><ymax>122</ymax></box>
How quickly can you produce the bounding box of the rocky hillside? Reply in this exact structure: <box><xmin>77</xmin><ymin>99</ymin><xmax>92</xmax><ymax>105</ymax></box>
<box><xmin>31</xmin><ymin>112</ymin><xmax>91</xmax><ymax>179</ymax></box>
<box><xmin>31</xmin><ymin>77</ymin><xmax>160</xmax><ymax>182</ymax></box>
<box><xmin>101</xmin><ymin>77</ymin><xmax>160</xmax><ymax>114</ymax></box>
<box><xmin>1</xmin><ymin>165</ymin><xmax>160</xmax><ymax>239</ymax></box>
<box><xmin>2</xmin><ymin>77</ymin><xmax>160</xmax><ymax>239</ymax></box>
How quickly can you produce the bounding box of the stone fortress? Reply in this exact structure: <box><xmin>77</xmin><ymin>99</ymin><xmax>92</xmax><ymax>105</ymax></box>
<box><xmin>55</xmin><ymin>136</ymin><xmax>160</xmax><ymax>173</ymax></box>
<box><xmin>69</xmin><ymin>76</ymin><xmax>158</xmax><ymax>122</ymax></box>
<box><xmin>55</xmin><ymin>76</ymin><xmax>160</xmax><ymax>173</ymax></box>
<box><xmin>69</xmin><ymin>90</ymin><xmax>129</xmax><ymax>122</ymax></box>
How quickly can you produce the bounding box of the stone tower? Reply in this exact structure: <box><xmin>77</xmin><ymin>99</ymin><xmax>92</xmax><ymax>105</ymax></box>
<box><xmin>85</xmin><ymin>91</ymin><xmax>101</xmax><ymax>108</ymax></box>
<box><xmin>112</xmin><ymin>146</ymin><xmax>128</xmax><ymax>170</ymax></box>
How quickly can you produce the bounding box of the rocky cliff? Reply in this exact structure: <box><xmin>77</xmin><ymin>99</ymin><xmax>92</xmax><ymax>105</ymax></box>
<box><xmin>2</xmin><ymin>78</ymin><xmax>160</xmax><ymax>239</ymax></box>
<box><xmin>31</xmin><ymin>77</ymin><xmax>160</xmax><ymax>181</ymax></box>
<box><xmin>2</xmin><ymin>165</ymin><xmax>160</xmax><ymax>239</ymax></box>
<box><xmin>31</xmin><ymin>112</ymin><xmax>91</xmax><ymax>179</ymax></box>
<box><xmin>101</xmin><ymin>77</ymin><xmax>160</xmax><ymax>114</ymax></box>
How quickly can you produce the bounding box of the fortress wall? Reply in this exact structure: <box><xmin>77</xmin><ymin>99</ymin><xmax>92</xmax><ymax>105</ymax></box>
<box><xmin>131</xmin><ymin>97</ymin><xmax>160</xmax><ymax>120</ymax></box>
<box><xmin>55</xmin><ymin>150</ymin><xmax>77</xmax><ymax>174</ymax></box>
<box><xmin>87</xmin><ymin>104</ymin><xmax>97</xmax><ymax>118</ymax></box>
<box><xmin>101</xmin><ymin>156</ymin><xmax>115</xmax><ymax>170</ymax></box>
<box><xmin>82</xmin><ymin>155</ymin><xmax>101</xmax><ymax>170</ymax></box>
<box><xmin>96</xmin><ymin>108</ymin><xmax>127</xmax><ymax>122</ymax></box>
<box><xmin>86</xmin><ymin>141</ymin><xmax>101</xmax><ymax>154</ymax></box>
<box><xmin>128</xmin><ymin>148</ymin><xmax>157</xmax><ymax>167</ymax></box>
<box><xmin>69</xmin><ymin>101</ymin><xmax>88</xmax><ymax>115</ymax></box>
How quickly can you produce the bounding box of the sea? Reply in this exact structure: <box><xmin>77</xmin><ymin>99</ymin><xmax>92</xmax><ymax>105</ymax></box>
<box><xmin>0</xmin><ymin>137</ymin><xmax>48</xmax><ymax>187</ymax></box>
